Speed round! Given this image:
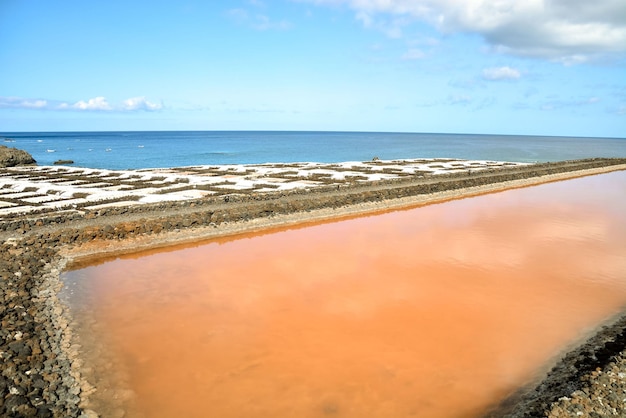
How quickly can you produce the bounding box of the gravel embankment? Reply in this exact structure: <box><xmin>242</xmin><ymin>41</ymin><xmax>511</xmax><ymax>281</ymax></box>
<box><xmin>1</xmin><ymin>157</ymin><xmax>626</xmax><ymax>417</ymax></box>
<box><xmin>488</xmin><ymin>314</ymin><xmax>626</xmax><ymax>417</ymax></box>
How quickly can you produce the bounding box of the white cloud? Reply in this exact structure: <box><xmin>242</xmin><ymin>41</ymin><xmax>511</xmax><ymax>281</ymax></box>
<box><xmin>354</xmin><ymin>11</ymin><xmax>410</xmax><ymax>38</ymax></box>
<box><xmin>447</xmin><ymin>94</ymin><xmax>472</xmax><ymax>105</ymax></box>
<box><xmin>300</xmin><ymin>0</ymin><xmax>626</xmax><ymax>62</ymax></box>
<box><xmin>356</xmin><ymin>11</ymin><xmax>373</xmax><ymax>28</ymax></box>
<box><xmin>0</xmin><ymin>96</ymin><xmax>163</xmax><ymax>112</ymax></box>
<box><xmin>482</xmin><ymin>66</ymin><xmax>521</xmax><ymax>81</ymax></box>
<box><xmin>123</xmin><ymin>97</ymin><xmax>163</xmax><ymax>111</ymax></box>
<box><xmin>402</xmin><ymin>48</ymin><xmax>425</xmax><ymax>60</ymax></box>
<box><xmin>71</xmin><ymin>96</ymin><xmax>113</xmax><ymax>111</ymax></box>
<box><xmin>541</xmin><ymin>96</ymin><xmax>604</xmax><ymax>110</ymax></box>
<box><xmin>408</xmin><ymin>36</ymin><xmax>440</xmax><ymax>47</ymax></box>
<box><xmin>253</xmin><ymin>14</ymin><xmax>293</xmax><ymax>30</ymax></box>
<box><xmin>226</xmin><ymin>8</ymin><xmax>249</xmax><ymax>23</ymax></box>
<box><xmin>0</xmin><ymin>97</ymin><xmax>49</xmax><ymax>109</ymax></box>
<box><xmin>227</xmin><ymin>8</ymin><xmax>292</xmax><ymax>30</ymax></box>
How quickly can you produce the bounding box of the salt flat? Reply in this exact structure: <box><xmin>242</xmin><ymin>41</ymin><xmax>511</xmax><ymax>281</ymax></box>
<box><xmin>0</xmin><ymin>158</ymin><xmax>525</xmax><ymax>217</ymax></box>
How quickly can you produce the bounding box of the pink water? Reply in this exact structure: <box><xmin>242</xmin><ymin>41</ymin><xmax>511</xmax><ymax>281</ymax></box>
<box><xmin>64</xmin><ymin>171</ymin><xmax>626</xmax><ymax>418</ymax></box>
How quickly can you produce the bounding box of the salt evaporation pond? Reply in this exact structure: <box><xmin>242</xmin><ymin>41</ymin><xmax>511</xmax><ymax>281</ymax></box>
<box><xmin>63</xmin><ymin>171</ymin><xmax>626</xmax><ymax>418</ymax></box>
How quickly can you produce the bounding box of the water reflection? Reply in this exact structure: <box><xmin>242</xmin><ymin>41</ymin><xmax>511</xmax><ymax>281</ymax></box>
<box><xmin>64</xmin><ymin>171</ymin><xmax>626</xmax><ymax>418</ymax></box>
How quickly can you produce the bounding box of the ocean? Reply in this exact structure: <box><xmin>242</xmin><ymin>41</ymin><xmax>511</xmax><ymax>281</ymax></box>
<box><xmin>2</xmin><ymin>131</ymin><xmax>625</xmax><ymax>170</ymax></box>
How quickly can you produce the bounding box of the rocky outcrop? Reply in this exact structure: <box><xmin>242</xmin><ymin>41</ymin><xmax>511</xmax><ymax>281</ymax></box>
<box><xmin>0</xmin><ymin>145</ymin><xmax>36</xmax><ymax>167</ymax></box>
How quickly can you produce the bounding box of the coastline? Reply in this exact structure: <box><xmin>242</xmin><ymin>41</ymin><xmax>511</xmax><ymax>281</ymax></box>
<box><xmin>2</xmin><ymin>157</ymin><xmax>626</xmax><ymax>417</ymax></box>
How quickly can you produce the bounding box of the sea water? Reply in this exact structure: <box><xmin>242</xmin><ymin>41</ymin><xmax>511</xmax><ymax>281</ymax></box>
<box><xmin>2</xmin><ymin>131</ymin><xmax>625</xmax><ymax>170</ymax></box>
<box><xmin>62</xmin><ymin>171</ymin><xmax>626</xmax><ymax>418</ymax></box>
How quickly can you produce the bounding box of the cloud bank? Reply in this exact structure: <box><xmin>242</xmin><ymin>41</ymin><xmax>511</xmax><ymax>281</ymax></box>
<box><xmin>0</xmin><ymin>96</ymin><xmax>163</xmax><ymax>112</ymax></box>
<box><xmin>302</xmin><ymin>0</ymin><xmax>626</xmax><ymax>62</ymax></box>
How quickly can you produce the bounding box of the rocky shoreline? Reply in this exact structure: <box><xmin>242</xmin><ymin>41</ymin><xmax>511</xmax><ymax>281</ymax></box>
<box><xmin>0</xmin><ymin>145</ymin><xmax>36</xmax><ymax>168</ymax></box>
<box><xmin>1</xmin><ymin>157</ymin><xmax>626</xmax><ymax>417</ymax></box>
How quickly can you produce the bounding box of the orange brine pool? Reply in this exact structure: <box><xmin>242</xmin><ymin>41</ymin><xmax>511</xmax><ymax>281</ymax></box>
<box><xmin>63</xmin><ymin>171</ymin><xmax>626</xmax><ymax>418</ymax></box>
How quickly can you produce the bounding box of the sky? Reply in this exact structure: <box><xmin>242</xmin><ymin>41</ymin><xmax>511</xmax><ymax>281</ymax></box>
<box><xmin>0</xmin><ymin>0</ymin><xmax>625</xmax><ymax>137</ymax></box>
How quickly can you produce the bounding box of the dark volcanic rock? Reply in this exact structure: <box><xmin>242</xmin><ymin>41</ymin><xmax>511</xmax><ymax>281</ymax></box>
<box><xmin>0</xmin><ymin>145</ymin><xmax>36</xmax><ymax>167</ymax></box>
<box><xmin>0</xmin><ymin>243</ymin><xmax>81</xmax><ymax>418</ymax></box>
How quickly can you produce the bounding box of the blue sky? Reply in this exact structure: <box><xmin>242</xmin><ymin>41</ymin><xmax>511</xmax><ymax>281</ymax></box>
<box><xmin>1</xmin><ymin>0</ymin><xmax>625</xmax><ymax>137</ymax></box>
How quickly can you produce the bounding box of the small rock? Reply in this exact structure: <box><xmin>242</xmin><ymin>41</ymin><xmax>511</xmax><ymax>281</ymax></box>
<box><xmin>79</xmin><ymin>409</ymin><xmax>99</xmax><ymax>418</ymax></box>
